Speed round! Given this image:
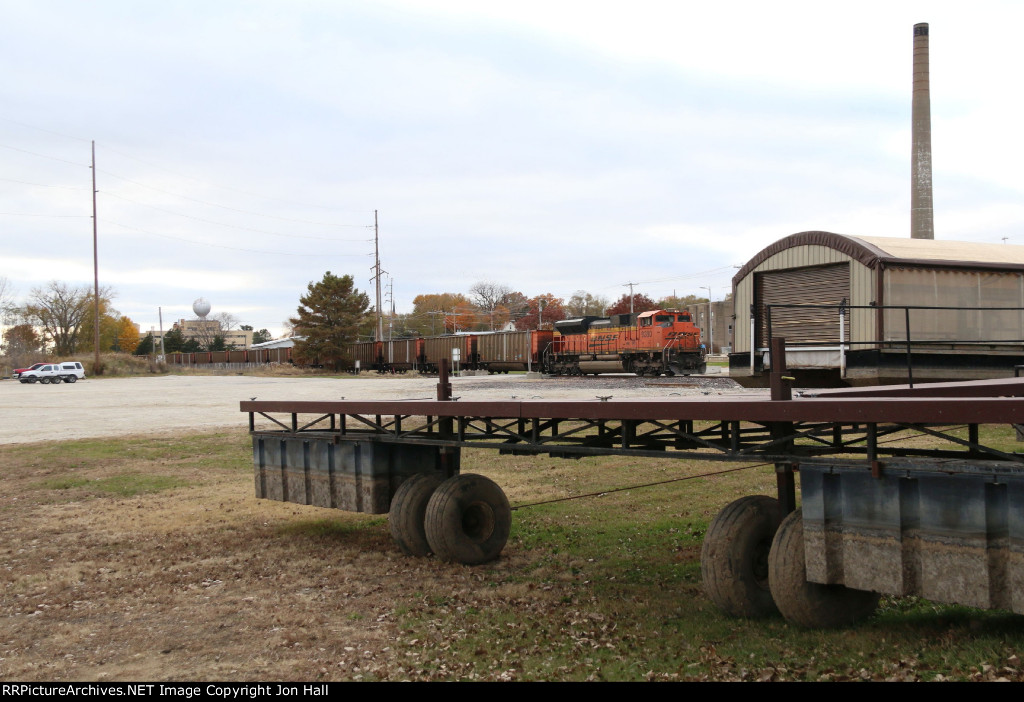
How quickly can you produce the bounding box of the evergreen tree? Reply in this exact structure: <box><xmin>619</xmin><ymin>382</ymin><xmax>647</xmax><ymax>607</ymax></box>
<box><xmin>134</xmin><ymin>334</ymin><xmax>155</xmax><ymax>356</ymax></box>
<box><xmin>290</xmin><ymin>272</ymin><xmax>370</xmax><ymax>370</ymax></box>
<box><xmin>162</xmin><ymin>328</ymin><xmax>185</xmax><ymax>353</ymax></box>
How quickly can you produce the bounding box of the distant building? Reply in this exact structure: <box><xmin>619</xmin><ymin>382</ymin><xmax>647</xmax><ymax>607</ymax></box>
<box><xmin>140</xmin><ymin>318</ymin><xmax>253</xmax><ymax>349</ymax></box>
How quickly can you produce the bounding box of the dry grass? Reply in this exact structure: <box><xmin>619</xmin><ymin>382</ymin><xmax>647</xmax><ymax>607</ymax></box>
<box><xmin>1</xmin><ymin>429</ymin><xmax>1022</xmax><ymax>681</ymax></box>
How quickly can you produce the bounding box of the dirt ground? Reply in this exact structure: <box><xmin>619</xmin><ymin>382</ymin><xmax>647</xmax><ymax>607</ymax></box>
<box><xmin>0</xmin><ymin>372</ymin><xmax>745</xmax><ymax>682</ymax></box>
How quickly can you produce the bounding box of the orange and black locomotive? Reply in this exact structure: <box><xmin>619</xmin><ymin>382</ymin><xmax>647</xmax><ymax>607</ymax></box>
<box><xmin>545</xmin><ymin>309</ymin><xmax>705</xmax><ymax>376</ymax></box>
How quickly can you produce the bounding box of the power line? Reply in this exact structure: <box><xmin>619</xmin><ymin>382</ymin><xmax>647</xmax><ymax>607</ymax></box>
<box><xmin>0</xmin><ymin>176</ymin><xmax>87</xmax><ymax>190</ymax></box>
<box><xmin>104</xmin><ymin>220</ymin><xmax>376</xmax><ymax>257</ymax></box>
<box><xmin>0</xmin><ymin>116</ymin><xmax>92</xmax><ymax>143</ymax></box>
<box><xmin>0</xmin><ymin>142</ymin><xmax>89</xmax><ymax>168</ymax></box>
<box><xmin>99</xmin><ymin>142</ymin><xmax>374</xmax><ymax>213</ymax></box>
<box><xmin>97</xmin><ymin>168</ymin><xmax>373</xmax><ymax>228</ymax></box>
<box><xmin>0</xmin><ymin>212</ymin><xmax>89</xmax><ymax>218</ymax></box>
<box><xmin>101</xmin><ymin>191</ymin><xmax>374</xmax><ymax>241</ymax></box>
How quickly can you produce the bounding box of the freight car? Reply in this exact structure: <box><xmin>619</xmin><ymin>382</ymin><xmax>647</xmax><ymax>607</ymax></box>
<box><xmin>546</xmin><ymin>309</ymin><xmax>706</xmax><ymax>376</ymax></box>
<box><xmin>475</xmin><ymin>330</ymin><xmax>552</xmax><ymax>373</ymax></box>
<box><xmin>349</xmin><ymin>310</ymin><xmax>705</xmax><ymax>376</ymax></box>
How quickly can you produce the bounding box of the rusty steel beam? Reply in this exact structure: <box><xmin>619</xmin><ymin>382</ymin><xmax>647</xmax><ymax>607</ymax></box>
<box><xmin>804</xmin><ymin>376</ymin><xmax>1024</xmax><ymax>398</ymax></box>
<box><xmin>241</xmin><ymin>395</ymin><xmax>1024</xmax><ymax>425</ymax></box>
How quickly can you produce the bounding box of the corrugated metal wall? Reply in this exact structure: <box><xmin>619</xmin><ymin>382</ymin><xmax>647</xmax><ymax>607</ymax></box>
<box><xmin>733</xmin><ymin>244</ymin><xmax>875</xmax><ymax>353</ymax></box>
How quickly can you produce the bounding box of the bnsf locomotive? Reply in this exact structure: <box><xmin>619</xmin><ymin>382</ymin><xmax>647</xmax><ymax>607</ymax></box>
<box><xmin>547</xmin><ymin>309</ymin><xmax>705</xmax><ymax>376</ymax></box>
<box><xmin>353</xmin><ymin>308</ymin><xmax>705</xmax><ymax>377</ymax></box>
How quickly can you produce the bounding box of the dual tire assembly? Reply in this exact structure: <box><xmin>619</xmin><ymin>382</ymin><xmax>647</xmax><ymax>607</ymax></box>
<box><xmin>701</xmin><ymin>495</ymin><xmax>880</xmax><ymax>628</ymax></box>
<box><xmin>389</xmin><ymin>472</ymin><xmax>511</xmax><ymax>566</ymax></box>
<box><xmin>389</xmin><ymin>477</ymin><xmax>878</xmax><ymax>625</ymax></box>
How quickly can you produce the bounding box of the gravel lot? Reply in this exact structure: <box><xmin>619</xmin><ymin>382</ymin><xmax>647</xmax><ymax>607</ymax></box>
<box><xmin>0</xmin><ymin>371</ymin><xmax>746</xmax><ymax>444</ymax></box>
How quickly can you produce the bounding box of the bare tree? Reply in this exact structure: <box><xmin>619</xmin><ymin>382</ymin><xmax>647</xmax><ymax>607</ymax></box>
<box><xmin>565</xmin><ymin>290</ymin><xmax>610</xmax><ymax>317</ymax></box>
<box><xmin>469</xmin><ymin>281</ymin><xmax>515</xmax><ymax>330</ymax></box>
<box><xmin>187</xmin><ymin>311</ymin><xmax>241</xmax><ymax>350</ymax></box>
<box><xmin>0</xmin><ymin>276</ymin><xmax>17</xmax><ymax>326</ymax></box>
<box><xmin>23</xmin><ymin>281</ymin><xmax>114</xmax><ymax>356</ymax></box>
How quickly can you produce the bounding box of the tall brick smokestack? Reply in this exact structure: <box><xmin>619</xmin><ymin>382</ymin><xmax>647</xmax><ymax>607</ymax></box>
<box><xmin>911</xmin><ymin>22</ymin><xmax>934</xmax><ymax>239</ymax></box>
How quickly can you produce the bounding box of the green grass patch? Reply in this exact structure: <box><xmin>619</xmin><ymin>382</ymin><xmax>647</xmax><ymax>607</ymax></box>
<box><xmin>91</xmin><ymin>472</ymin><xmax>191</xmax><ymax>497</ymax></box>
<box><xmin>384</xmin><ymin>441</ymin><xmax>1024</xmax><ymax>681</ymax></box>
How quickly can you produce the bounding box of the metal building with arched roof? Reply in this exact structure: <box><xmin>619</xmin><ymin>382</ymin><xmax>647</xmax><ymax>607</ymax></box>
<box><xmin>729</xmin><ymin>231</ymin><xmax>1024</xmax><ymax>385</ymax></box>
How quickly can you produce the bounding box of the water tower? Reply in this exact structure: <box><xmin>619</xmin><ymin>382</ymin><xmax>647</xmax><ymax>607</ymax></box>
<box><xmin>193</xmin><ymin>297</ymin><xmax>211</xmax><ymax>319</ymax></box>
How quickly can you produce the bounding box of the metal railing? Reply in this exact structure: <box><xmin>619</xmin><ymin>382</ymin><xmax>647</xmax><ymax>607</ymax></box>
<box><xmin>758</xmin><ymin>301</ymin><xmax>1024</xmax><ymax>387</ymax></box>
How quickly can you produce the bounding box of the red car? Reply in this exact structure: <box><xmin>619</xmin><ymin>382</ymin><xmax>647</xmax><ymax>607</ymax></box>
<box><xmin>12</xmin><ymin>362</ymin><xmax>48</xmax><ymax>379</ymax></box>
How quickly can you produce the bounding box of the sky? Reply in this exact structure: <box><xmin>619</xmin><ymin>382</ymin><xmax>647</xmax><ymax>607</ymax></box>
<box><xmin>3</xmin><ymin>0</ymin><xmax>1024</xmax><ymax>338</ymax></box>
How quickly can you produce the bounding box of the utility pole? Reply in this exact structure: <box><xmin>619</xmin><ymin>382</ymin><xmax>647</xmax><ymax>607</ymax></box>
<box><xmin>623</xmin><ymin>282</ymin><xmax>637</xmax><ymax>315</ymax></box>
<box><xmin>91</xmin><ymin>141</ymin><xmax>100</xmax><ymax>369</ymax></box>
<box><xmin>385</xmin><ymin>277</ymin><xmax>395</xmax><ymax>340</ymax></box>
<box><xmin>702</xmin><ymin>285</ymin><xmax>713</xmax><ymax>354</ymax></box>
<box><xmin>158</xmin><ymin>306</ymin><xmax>166</xmax><ymax>357</ymax></box>
<box><xmin>371</xmin><ymin>210</ymin><xmax>385</xmax><ymax>341</ymax></box>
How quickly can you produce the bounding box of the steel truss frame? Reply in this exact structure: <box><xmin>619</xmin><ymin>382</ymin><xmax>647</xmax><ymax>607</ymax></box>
<box><xmin>242</xmin><ymin>398</ymin><xmax>1024</xmax><ymax>473</ymax></box>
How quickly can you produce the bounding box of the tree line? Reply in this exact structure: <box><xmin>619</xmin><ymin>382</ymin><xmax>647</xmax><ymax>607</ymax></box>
<box><xmin>0</xmin><ymin>278</ymin><xmax>270</xmax><ymax>361</ymax></box>
<box><xmin>1</xmin><ymin>279</ymin><xmax>138</xmax><ymax>360</ymax></box>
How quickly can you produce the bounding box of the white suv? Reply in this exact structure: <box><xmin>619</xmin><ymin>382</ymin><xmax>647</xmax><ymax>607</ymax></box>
<box><xmin>19</xmin><ymin>362</ymin><xmax>86</xmax><ymax>384</ymax></box>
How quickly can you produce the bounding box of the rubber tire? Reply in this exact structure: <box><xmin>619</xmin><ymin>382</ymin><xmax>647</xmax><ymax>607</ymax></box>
<box><xmin>389</xmin><ymin>473</ymin><xmax>444</xmax><ymax>557</ymax></box>
<box><xmin>425</xmin><ymin>474</ymin><xmax>511</xmax><ymax>565</ymax></box>
<box><xmin>39</xmin><ymin>377</ymin><xmax>49</xmax><ymax>385</ymax></box>
<box><xmin>65</xmin><ymin>375</ymin><xmax>77</xmax><ymax>383</ymax></box>
<box><xmin>701</xmin><ymin>495</ymin><xmax>783</xmax><ymax>618</ymax></box>
<box><xmin>768</xmin><ymin>511</ymin><xmax>880</xmax><ymax>628</ymax></box>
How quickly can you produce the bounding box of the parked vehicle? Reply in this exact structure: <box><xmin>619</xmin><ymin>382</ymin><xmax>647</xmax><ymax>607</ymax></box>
<box><xmin>18</xmin><ymin>362</ymin><xmax>86</xmax><ymax>384</ymax></box>
<box><xmin>12</xmin><ymin>362</ymin><xmax>48</xmax><ymax>379</ymax></box>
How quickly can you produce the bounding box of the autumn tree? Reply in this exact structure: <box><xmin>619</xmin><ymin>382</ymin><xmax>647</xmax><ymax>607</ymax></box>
<box><xmin>115</xmin><ymin>316</ymin><xmax>140</xmax><ymax>354</ymax></box>
<box><xmin>514</xmin><ymin>294</ymin><xmax>566</xmax><ymax>331</ymax></box>
<box><xmin>500</xmin><ymin>291</ymin><xmax>531</xmax><ymax>325</ymax></box>
<box><xmin>290</xmin><ymin>272</ymin><xmax>370</xmax><ymax>370</ymax></box>
<box><xmin>605</xmin><ymin>292</ymin><xmax>658</xmax><ymax>317</ymax></box>
<box><xmin>449</xmin><ymin>300</ymin><xmax>480</xmax><ymax>333</ymax></box>
<box><xmin>23</xmin><ymin>282</ymin><xmax>114</xmax><ymax>356</ymax></box>
<box><xmin>78</xmin><ymin>297</ymin><xmax>122</xmax><ymax>353</ymax></box>
<box><xmin>3</xmin><ymin>324</ymin><xmax>41</xmax><ymax>358</ymax></box>
<box><xmin>409</xmin><ymin>293</ymin><xmax>470</xmax><ymax>336</ymax></box>
<box><xmin>565</xmin><ymin>290</ymin><xmax>610</xmax><ymax>317</ymax></box>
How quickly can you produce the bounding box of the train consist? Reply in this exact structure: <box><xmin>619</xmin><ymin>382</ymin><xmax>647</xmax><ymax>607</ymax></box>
<box><xmin>164</xmin><ymin>347</ymin><xmax>293</xmax><ymax>366</ymax></box>
<box><xmin>163</xmin><ymin>309</ymin><xmax>706</xmax><ymax>376</ymax></box>
<box><xmin>354</xmin><ymin>308</ymin><xmax>706</xmax><ymax>376</ymax></box>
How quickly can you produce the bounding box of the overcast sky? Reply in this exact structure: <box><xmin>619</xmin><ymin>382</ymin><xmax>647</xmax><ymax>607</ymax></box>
<box><xmin>3</xmin><ymin>1</ymin><xmax>1023</xmax><ymax>337</ymax></box>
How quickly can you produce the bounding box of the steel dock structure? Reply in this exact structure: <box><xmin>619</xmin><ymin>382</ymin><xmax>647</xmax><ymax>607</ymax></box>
<box><xmin>241</xmin><ymin>342</ymin><xmax>1024</xmax><ymax>627</ymax></box>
